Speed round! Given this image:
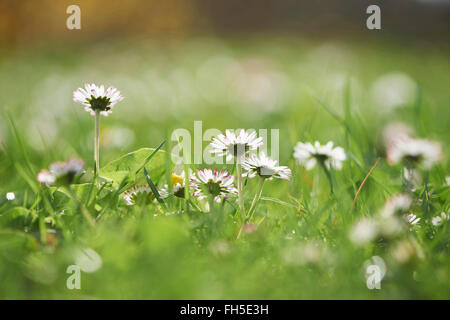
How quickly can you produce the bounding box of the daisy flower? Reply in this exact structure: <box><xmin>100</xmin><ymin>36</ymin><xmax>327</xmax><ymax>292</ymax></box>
<box><xmin>159</xmin><ymin>171</ymin><xmax>190</xmax><ymax>199</ymax></box>
<box><xmin>349</xmin><ymin>217</ymin><xmax>378</xmax><ymax>246</ymax></box>
<box><xmin>386</xmin><ymin>137</ymin><xmax>442</xmax><ymax>170</ymax></box>
<box><xmin>242</xmin><ymin>152</ymin><xmax>291</xmax><ymax>180</ymax></box>
<box><xmin>73</xmin><ymin>83</ymin><xmax>124</xmax><ymax>117</ymax></box>
<box><xmin>73</xmin><ymin>84</ymin><xmax>123</xmax><ymax>176</ymax></box>
<box><xmin>37</xmin><ymin>158</ymin><xmax>84</xmax><ymax>186</ymax></box>
<box><xmin>379</xmin><ymin>194</ymin><xmax>412</xmax><ymax>218</ymax></box>
<box><xmin>209</xmin><ymin>129</ymin><xmax>263</xmax><ymax>161</ymax></box>
<box><xmin>431</xmin><ymin>212</ymin><xmax>448</xmax><ymax>227</ymax></box>
<box><xmin>123</xmin><ymin>185</ymin><xmax>158</xmax><ymax>206</ymax></box>
<box><xmin>190</xmin><ymin>168</ymin><xmax>237</xmax><ymax>203</ymax></box>
<box><xmin>293</xmin><ymin>141</ymin><xmax>346</xmax><ymax>170</ymax></box>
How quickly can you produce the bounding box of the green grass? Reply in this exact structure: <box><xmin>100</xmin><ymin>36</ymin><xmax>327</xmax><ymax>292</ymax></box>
<box><xmin>0</xmin><ymin>38</ymin><xmax>449</xmax><ymax>299</ymax></box>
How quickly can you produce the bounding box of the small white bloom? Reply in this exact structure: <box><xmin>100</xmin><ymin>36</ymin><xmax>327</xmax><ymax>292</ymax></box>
<box><xmin>404</xmin><ymin>213</ymin><xmax>420</xmax><ymax>225</ymax></box>
<box><xmin>293</xmin><ymin>141</ymin><xmax>346</xmax><ymax>170</ymax></box>
<box><xmin>242</xmin><ymin>152</ymin><xmax>291</xmax><ymax>180</ymax></box>
<box><xmin>431</xmin><ymin>212</ymin><xmax>448</xmax><ymax>227</ymax></box>
<box><xmin>446</xmin><ymin>176</ymin><xmax>450</xmax><ymax>186</ymax></box>
<box><xmin>6</xmin><ymin>192</ymin><xmax>15</xmax><ymax>201</ymax></box>
<box><xmin>349</xmin><ymin>218</ymin><xmax>378</xmax><ymax>246</ymax></box>
<box><xmin>209</xmin><ymin>129</ymin><xmax>263</xmax><ymax>161</ymax></box>
<box><xmin>73</xmin><ymin>83</ymin><xmax>124</xmax><ymax>117</ymax></box>
<box><xmin>379</xmin><ymin>194</ymin><xmax>412</xmax><ymax>218</ymax></box>
<box><xmin>386</xmin><ymin>137</ymin><xmax>441</xmax><ymax>169</ymax></box>
<box><xmin>190</xmin><ymin>168</ymin><xmax>237</xmax><ymax>203</ymax></box>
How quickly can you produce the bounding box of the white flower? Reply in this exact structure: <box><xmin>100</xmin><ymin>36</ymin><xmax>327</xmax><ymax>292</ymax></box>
<box><xmin>159</xmin><ymin>171</ymin><xmax>190</xmax><ymax>199</ymax></box>
<box><xmin>37</xmin><ymin>170</ymin><xmax>56</xmax><ymax>185</ymax></box>
<box><xmin>209</xmin><ymin>129</ymin><xmax>263</xmax><ymax>161</ymax></box>
<box><xmin>431</xmin><ymin>212</ymin><xmax>448</xmax><ymax>227</ymax></box>
<box><xmin>386</xmin><ymin>137</ymin><xmax>441</xmax><ymax>169</ymax></box>
<box><xmin>6</xmin><ymin>192</ymin><xmax>15</xmax><ymax>201</ymax></box>
<box><xmin>445</xmin><ymin>176</ymin><xmax>450</xmax><ymax>186</ymax></box>
<box><xmin>391</xmin><ymin>239</ymin><xmax>423</xmax><ymax>264</ymax></box>
<box><xmin>378</xmin><ymin>216</ymin><xmax>405</xmax><ymax>238</ymax></box>
<box><xmin>73</xmin><ymin>83</ymin><xmax>124</xmax><ymax>117</ymax></box>
<box><xmin>37</xmin><ymin>158</ymin><xmax>84</xmax><ymax>186</ymax></box>
<box><xmin>371</xmin><ymin>72</ymin><xmax>416</xmax><ymax>111</ymax></box>
<box><xmin>190</xmin><ymin>168</ymin><xmax>237</xmax><ymax>203</ymax></box>
<box><xmin>382</xmin><ymin>122</ymin><xmax>413</xmax><ymax>150</ymax></box>
<box><xmin>379</xmin><ymin>194</ymin><xmax>412</xmax><ymax>218</ymax></box>
<box><xmin>293</xmin><ymin>141</ymin><xmax>346</xmax><ymax>170</ymax></box>
<box><xmin>123</xmin><ymin>185</ymin><xmax>155</xmax><ymax>206</ymax></box>
<box><xmin>349</xmin><ymin>218</ymin><xmax>378</xmax><ymax>246</ymax></box>
<box><xmin>242</xmin><ymin>152</ymin><xmax>291</xmax><ymax>180</ymax></box>
<box><xmin>404</xmin><ymin>213</ymin><xmax>420</xmax><ymax>225</ymax></box>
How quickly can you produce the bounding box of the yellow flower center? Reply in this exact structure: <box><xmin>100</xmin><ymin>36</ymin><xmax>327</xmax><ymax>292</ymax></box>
<box><xmin>171</xmin><ymin>173</ymin><xmax>184</xmax><ymax>187</ymax></box>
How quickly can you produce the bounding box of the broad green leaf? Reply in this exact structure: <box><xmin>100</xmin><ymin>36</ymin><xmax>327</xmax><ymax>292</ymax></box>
<box><xmin>100</xmin><ymin>148</ymin><xmax>167</xmax><ymax>188</ymax></box>
<box><xmin>53</xmin><ymin>183</ymin><xmax>96</xmax><ymax>205</ymax></box>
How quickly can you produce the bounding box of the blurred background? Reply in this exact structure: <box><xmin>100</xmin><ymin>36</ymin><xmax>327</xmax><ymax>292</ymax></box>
<box><xmin>0</xmin><ymin>0</ymin><xmax>449</xmax><ymax>180</ymax></box>
<box><xmin>1</xmin><ymin>0</ymin><xmax>450</xmax><ymax>46</ymax></box>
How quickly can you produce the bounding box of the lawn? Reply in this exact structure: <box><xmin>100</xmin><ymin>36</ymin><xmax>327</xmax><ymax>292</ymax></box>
<box><xmin>0</xmin><ymin>38</ymin><xmax>449</xmax><ymax>299</ymax></box>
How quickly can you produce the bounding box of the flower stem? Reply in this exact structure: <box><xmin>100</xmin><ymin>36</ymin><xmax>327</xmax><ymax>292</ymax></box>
<box><xmin>246</xmin><ymin>177</ymin><xmax>265</xmax><ymax>222</ymax></box>
<box><xmin>236</xmin><ymin>161</ymin><xmax>245</xmax><ymax>221</ymax></box>
<box><xmin>94</xmin><ymin>110</ymin><xmax>100</xmax><ymax>178</ymax></box>
<box><xmin>319</xmin><ymin>161</ymin><xmax>334</xmax><ymax>195</ymax></box>
<box><xmin>237</xmin><ymin>178</ymin><xmax>265</xmax><ymax>240</ymax></box>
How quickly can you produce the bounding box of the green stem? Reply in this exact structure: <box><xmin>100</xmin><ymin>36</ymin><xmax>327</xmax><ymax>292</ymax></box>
<box><xmin>319</xmin><ymin>161</ymin><xmax>334</xmax><ymax>195</ymax></box>
<box><xmin>246</xmin><ymin>178</ymin><xmax>265</xmax><ymax>222</ymax></box>
<box><xmin>311</xmin><ymin>166</ymin><xmax>320</xmax><ymax>209</ymax></box>
<box><xmin>237</xmin><ymin>178</ymin><xmax>265</xmax><ymax>240</ymax></box>
<box><xmin>94</xmin><ymin>110</ymin><xmax>100</xmax><ymax>178</ymax></box>
<box><xmin>184</xmin><ymin>163</ymin><xmax>190</xmax><ymax>213</ymax></box>
<box><xmin>236</xmin><ymin>161</ymin><xmax>245</xmax><ymax>221</ymax></box>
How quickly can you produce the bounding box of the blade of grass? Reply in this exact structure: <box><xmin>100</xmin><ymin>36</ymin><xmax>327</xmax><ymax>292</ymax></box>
<box><xmin>143</xmin><ymin>167</ymin><xmax>167</xmax><ymax>211</ymax></box>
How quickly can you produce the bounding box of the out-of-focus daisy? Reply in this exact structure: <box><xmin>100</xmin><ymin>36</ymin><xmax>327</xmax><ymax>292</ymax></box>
<box><xmin>379</xmin><ymin>194</ymin><xmax>412</xmax><ymax>218</ymax></box>
<box><xmin>123</xmin><ymin>185</ymin><xmax>155</xmax><ymax>206</ymax></box>
<box><xmin>381</xmin><ymin>122</ymin><xmax>413</xmax><ymax>151</ymax></box>
<box><xmin>386</xmin><ymin>137</ymin><xmax>442</xmax><ymax>170</ymax></box>
<box><xmin>6</xmin><ymin>192</ymin><xmax>15</xmax><ymax>201</ymax></box>
<box><xmin>404</xmin><ymin>213</ymin><xmax>421</xmax><ymax>225</ymax></box>
<box><xmin>293</xmin><ymin>141</ymin><xmax>346</xmax><ymax>170</ymax></box>
<box><xmin>37</xmin><ymin>158</ymin><xmax>84</xmax><ymax>186</ymax></box>
<box><xmin>378</xmin><ymin>215</ymin><xmax>404</xmax><ymax>238</ymax></box>
<box><xmin>349</xmin><ymin>217</ymin><xmax>378</xmax><ymax>246</ymax></box>
<box><xmin>73</xmin><ymin>84</ymin><xmax>124</xmax><ymax>117</ymax></box>
<box><xmin>370</xmin><ymin>72</ymin><xmax>416</xmax><ymax>112</ymax></box>
<box><xmin>190</xmin><ymin>168</ymin><xmax>237</xmax><ymax>203</ymax></box>
<box><xmin>209</xmin><ymin>129</ymin><xmax>263</xmax><ymax>161</ymax></box>
<box><xmin>242</xmin><ymin>152</ymin><xmax>291</xmax><ymax>180</ymax></box>
<box><xmin>390</xmin><ymin>239</ymin><xmax>424</xmax><ymax>264</ymax></box>
<box><xmin>431</xmin><ymin>212</ymin><xmax>448</xmax><ymax>227</ymax></box>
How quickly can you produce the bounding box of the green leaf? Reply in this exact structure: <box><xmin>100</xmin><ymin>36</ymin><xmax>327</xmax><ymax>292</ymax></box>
<box><xmin>101</xmin><ymin>148</ymin><xmax>166</xmax><ymax>188</ymax></box>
